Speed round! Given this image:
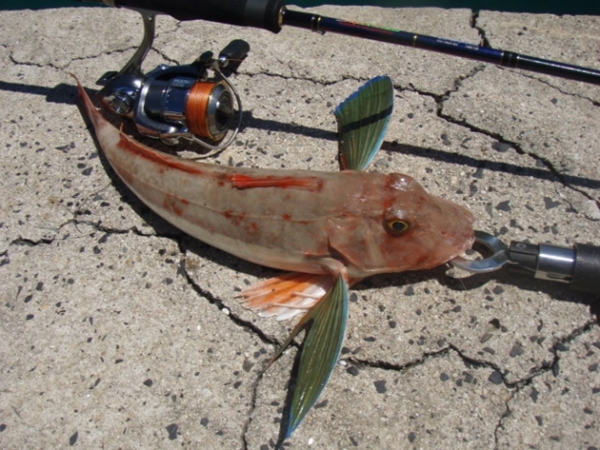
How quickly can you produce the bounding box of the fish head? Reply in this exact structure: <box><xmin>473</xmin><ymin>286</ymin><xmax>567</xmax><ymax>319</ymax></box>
<box><xmin>329</xmin><ymin>173</ymin><xmax>475</xmax><ymax>277</ymax></box>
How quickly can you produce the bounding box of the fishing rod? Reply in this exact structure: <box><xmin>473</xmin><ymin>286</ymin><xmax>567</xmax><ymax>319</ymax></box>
<box><xmin>90</xmin><ymin>0</ymin><xmax>600</xmax><ymax>86</ymax></box>
<box><xmin>79</xmin><ymin>0</ymin><xmax>599</xmax><ymax>149</ymax></box>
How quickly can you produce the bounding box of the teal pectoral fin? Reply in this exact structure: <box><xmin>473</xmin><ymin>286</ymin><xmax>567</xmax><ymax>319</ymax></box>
<box><xmin>269</xmin><ymin>275</ymin><xmax>349</xmax><ymax>439</ymax></box>
<box><xmin>335</xmin><ymin>76</ymin><xmax>394</xmax><ymax>171</ymax></box>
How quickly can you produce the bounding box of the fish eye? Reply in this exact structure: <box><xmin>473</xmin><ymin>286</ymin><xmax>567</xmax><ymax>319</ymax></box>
<box><xmin>384</xmin><ymin>219</ymin><xmax>410</xmax><ymax>236</ymax></box>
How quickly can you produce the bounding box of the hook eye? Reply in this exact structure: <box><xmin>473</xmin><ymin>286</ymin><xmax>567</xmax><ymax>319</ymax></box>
<box><xmin>451</xmin><ymin>230</ymin><xmax>509</xmax><ymax>273</ymax></box>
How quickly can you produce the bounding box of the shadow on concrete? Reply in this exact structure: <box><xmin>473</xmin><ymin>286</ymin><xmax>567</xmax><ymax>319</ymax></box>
<box><xmin>1</xmin><ymin>79</ymin><xmax>598</xmax><ymax>189</ymax></box>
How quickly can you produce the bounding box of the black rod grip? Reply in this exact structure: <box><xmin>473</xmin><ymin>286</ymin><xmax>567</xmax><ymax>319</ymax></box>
<box><xmin>571</xmin><ymin>243</ymin><xmax>600</xmax><ymax>294</ymax></box>
<box><xmin>113</xmin><ymin>0</ymin><xmax>285</xmax><ymax>32</ymax></box>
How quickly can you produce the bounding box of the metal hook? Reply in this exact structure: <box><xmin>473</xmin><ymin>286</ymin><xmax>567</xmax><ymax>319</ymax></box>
<box><xmin>451</xmin><ymin>230</ymin><xmax>509</xmax><ymax>273</ymax></box>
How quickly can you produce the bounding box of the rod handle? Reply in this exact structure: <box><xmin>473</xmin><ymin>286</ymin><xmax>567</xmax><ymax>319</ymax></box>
<box><xmin>508</xmin><ymin>241</ymin><xmax>600</xmax><ymax>294</ymax></box>
<box><xmin>107</xmin><ymin>0</ymin><xmax>285</xmax><ymax>32</ymax></box>
<box><xmin>571</xmin><ymin>243</ymin><xmax>600</xmax><ymax>294</ymax></box>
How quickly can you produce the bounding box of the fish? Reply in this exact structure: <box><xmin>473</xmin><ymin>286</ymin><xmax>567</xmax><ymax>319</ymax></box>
<box><xmin>72</xmin><ymin>74</ymin><xmax>475</xmax><ymax>439</ymax></box>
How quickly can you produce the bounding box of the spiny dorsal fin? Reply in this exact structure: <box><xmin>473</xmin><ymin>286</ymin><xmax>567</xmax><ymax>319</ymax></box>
<box><xmin>335</xmin><ymin>76</ymin><xmax>394</xmax><ymax>171</ymax></box>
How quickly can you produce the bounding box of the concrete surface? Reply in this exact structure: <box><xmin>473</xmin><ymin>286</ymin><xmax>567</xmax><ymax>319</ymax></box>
<box><xmin>1</xmin><ymin>5</ymin><xmax>599</xmax><ymax>449</ymax></box>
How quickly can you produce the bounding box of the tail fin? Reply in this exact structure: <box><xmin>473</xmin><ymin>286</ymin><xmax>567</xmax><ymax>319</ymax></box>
<box><xmin>70</xmin><ymin>73</ymin><xmax>110</xmax><ymax>131</ymax></box>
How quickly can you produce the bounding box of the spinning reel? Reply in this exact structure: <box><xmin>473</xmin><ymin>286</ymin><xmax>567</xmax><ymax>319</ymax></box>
<box><xmin>96</xmin><ymin>11</ymin><xmax>248</xmax><ymax>150</ymax></box>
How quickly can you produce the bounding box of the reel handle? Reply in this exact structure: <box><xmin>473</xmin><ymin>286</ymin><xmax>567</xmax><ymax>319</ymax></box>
<box><xmin>218</xmin><ymin>39</ymin><xmax>251</xmax><ymax>74</ymax></box>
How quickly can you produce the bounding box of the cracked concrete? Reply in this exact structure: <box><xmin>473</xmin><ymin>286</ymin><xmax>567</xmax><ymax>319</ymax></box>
<box><xmin>1</xmin><ymin>5</ymin><xmax>599</xmax><ymax>450</ymax></box>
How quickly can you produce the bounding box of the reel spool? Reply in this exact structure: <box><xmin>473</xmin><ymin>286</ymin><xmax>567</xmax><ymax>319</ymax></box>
<box><xmin>184</xmin><ymin>80</ymin><xmax>233</xmax><ymax>142</ymax></box>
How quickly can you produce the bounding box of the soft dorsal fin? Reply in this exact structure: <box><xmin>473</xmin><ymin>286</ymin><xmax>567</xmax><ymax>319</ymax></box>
<box><xmin>334</xmin><ymin>76</ymin><xmax>394</xmax><ymax>171</ymax></box>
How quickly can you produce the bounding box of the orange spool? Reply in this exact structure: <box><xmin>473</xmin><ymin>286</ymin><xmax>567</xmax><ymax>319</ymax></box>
<box><xmin>186</xmin><ymin>81</ymin><xmax>215</xmax><ymax>140</ymax></box>
<box><xmin>185</xmin><ymin>80</ymin><xmax>233</xmax><ymax>142</ymax></box>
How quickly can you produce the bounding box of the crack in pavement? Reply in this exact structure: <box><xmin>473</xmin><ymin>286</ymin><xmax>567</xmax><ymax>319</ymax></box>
<box><xmin>176</xmin><ymin>243</ymin><xmax>282</xmax><ymax>450</ymax></box>
<box><xmin>241</xmin><ymin>361</ymin><xmax>268</xmax><ymax>450</ymax></box>
<box><xmin>386</xmin><ymin>18</ymin><xmax>599</xmax><ymax>202</ymax></box>
<box><xmin>340</xmin><ymin>318</ymin><xmax>598</xmax><ymax>450</ymax></box>
<box><xmin>493</xmin><ymin>391</ymin><xmax>514</xmax><ymax>450</ymax></box>
<box><xmin>346</xmin><ymin>346</ymin><xmax>450</xmax><ymax>374</ymax></box>
<box><xmin>470</xmin><ymin>11</ymin><xmax>599</xmax><ymax>108</ymax></box>
<box><xmin>61</xmin><ymin>210</ymin><xmax>277</xmax><ymax>348</ymax></box>
<box><xmin>428</xmin><ymin>75</ymin><xmax>599</xmax><ymax>201</ymax></box>
<box><xmin>518</xmin><ymin>70</ymin><xmax>600</xmax><ymax>107</ymax></box>
<box><xmin>493</xmin><ymin>320</ymin><xmax>599</xmax><ymax>448</ymax></box>
<box><xmin>241</xmin><ymin>69</ymin><xmax>361</xmax><ymax>88</ymax></box>
<box><xmin>470</xmin><ymin>11</ymin><xmax>491</xmax><ymax>48</ymax></box>
<box><xmin>9</xmin><ymin>41</ymin><xmax>176</xmax><ymax>73</ymax></box>
<box><xmin>177</xmin><ymin>245</ymin><xmax>278</xmax><ymax>348</ymax></box>
<box><xmin>347</xmin><ymin>316</ymin><xmax>597</xmax><ymax>386</ymax></box>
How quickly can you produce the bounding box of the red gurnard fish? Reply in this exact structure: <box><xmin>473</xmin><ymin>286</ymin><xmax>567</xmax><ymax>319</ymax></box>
<box><xmin>73</xmin><ymin>74</ymin><xmax>474</xmax><ymax>439</ymax></box>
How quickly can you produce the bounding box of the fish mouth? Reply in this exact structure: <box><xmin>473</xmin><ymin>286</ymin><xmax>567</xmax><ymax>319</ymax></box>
<box><xmin>451</xmin><ymin>205</ymin><xmax>476</xmax><ymax>259</ymax></box>
<box><xmin>439</xmin><ymin>226</ymin><xmax>476</xmax><ymax>265</ymax></box>
<box><xmin>447</xmin><ymin>231</ymin><xmax>476</xmax><ymax>264</ymax></box>
<box><xmin>436</xmin><ymin>198</ymin><xmax>475</xmax><ymax>259</ymax></box>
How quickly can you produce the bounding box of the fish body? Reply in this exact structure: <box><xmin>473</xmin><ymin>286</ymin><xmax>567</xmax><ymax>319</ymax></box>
<box><xmin>74</xmin><ymin>75</ymin><xmax>474</xmax><ymax>439</ymax></box>
<box><xmin>79</xmin><ymin>82</ymin><xmax>473</xmax><ymax>281</ymax></box>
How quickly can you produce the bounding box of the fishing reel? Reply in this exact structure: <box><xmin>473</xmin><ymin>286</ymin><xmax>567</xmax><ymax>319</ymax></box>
<box><xmin>96</xmin><ymin>11</ymin><xmax>247</xmax><ymax>150</ymax></box>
